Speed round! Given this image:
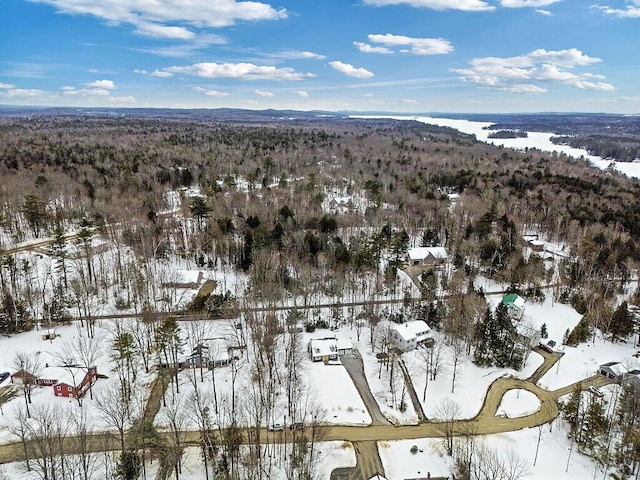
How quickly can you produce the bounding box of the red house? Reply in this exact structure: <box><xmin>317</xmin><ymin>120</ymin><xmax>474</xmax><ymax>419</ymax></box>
<box><xmin>12</xmin><ymin>366</ymin><xmax>98</xmax><ymax>398</ymax></box>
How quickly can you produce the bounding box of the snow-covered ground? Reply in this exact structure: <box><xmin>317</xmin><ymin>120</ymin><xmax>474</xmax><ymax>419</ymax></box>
<box><xmin>379</xmin><ymin>420</ymin><xmax>604</xmax><ymax>480</ymax></box>
<box><xmin>497</xmin><ymin>389</ymin><xmax>541</xmax><ymax>418</ymax></box>
<box><xmin>403</xmin><ymin>338</ymin><xmax>544</xmax><ymax>419</ymax></box>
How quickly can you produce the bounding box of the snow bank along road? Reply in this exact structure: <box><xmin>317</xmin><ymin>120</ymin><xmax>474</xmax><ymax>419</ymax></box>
<box><xmin>0</xmin><ymin>353</ymin><xmax>613</xmax><ymax>466</ymax></box>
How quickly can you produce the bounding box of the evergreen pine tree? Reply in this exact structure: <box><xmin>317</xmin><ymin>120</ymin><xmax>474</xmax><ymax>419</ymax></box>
<box><xmin>115</xmin><ymin>450</ymin><xmax>142</xmax><ymax>480</ymax></box>
<box><xmin>540</xmin><ymin>323</ymin><xmax>548</xmax><ymax>339</ymax></box>
<box><xmin>610</xmin><ymin>301</ymin><xmax>634</xmax><ymax>340</ymax></box>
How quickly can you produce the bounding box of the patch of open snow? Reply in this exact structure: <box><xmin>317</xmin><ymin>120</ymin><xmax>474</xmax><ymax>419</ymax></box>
<box><xmin>497</xmin><ymin>389</ymin><xmax>541</xmax><ymax>418</ymax></box>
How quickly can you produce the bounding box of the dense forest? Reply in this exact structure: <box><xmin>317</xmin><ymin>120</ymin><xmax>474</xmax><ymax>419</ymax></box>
<box><xmin>2</xmin><ymin>110</ymin><xmax>640</xmax><ymax>479</ymax></box>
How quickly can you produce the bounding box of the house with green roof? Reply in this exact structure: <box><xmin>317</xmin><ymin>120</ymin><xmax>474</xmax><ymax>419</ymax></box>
<box><xmin>502</xmin><ymin>293</ymin><xmax>525</xmax><ymax>320</ymax></box>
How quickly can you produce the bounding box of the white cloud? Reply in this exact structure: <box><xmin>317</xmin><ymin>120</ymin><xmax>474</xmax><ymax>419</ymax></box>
<box><xmin>86</xmin><ymin>79</ymin><xmax>115</xmax><ymax>89</ymax></box>
<box><xmin>63</xmin><ymin>87</ymin><xmax>111</xmax><ymax>96</ymax></box>
<box><xmin>0</xmin><ymin>88</ymin><xmax>44</xmax><ymax>98</ymax></box>
<box><xmin>264</xmin><ymin>50</ymin><xmax>326</xmax><ymax>60</ymax></box>
<box><xmin>354</xmin><ymin>42</ymin><xmax>393</xmax><ymax>54</ymax></box>
<box><xmin>193</xmin><ymin>86</ymin><xmax>230</xmax><ymax>96</ymax></box>
<box><xmin>107</xmin><ymin>95</ymin><xmax>136</xmax><ymax>103</ymax></box>
<box><xmin>593</xmin><ymin>2</ymin><xmax>640</xmax><ymax>18</ymax></box>
<box><xmin>28</xmin><ymin>0</ymin><xmax>287</xmax><ymax>38</ymax></box>
<box><xmin>132</xmin><ymin>33</ymin><xmax>228</xmax><ymax>58</ymax></box>
<box><xmin>363</xmin><ymin>0</ymin><xmax>495</xmax><ymax>11</ymax></box>
<box><xmin>536</xmin><ymin>8</ymin><xmax>553</xmax><ymax>14</ymax></box>
<box><xmin>294</xmin><ymin>90</ymin><xmax>309</xmax><ymax>97</ymax></box>
<box><xmin>150</xmin><ymin>70</ymin><xmax>174</xmax><ymax>78</ymax></box>
<box><xmin>501</xmin><ymin>0</ymin><xmax>561</xmax><ymax>7</ymax></box>
<box><xmin>401</xmin><ymin>98</ymin><xmax>418</xmax><ymax>104</ymax></box>
<box><xmin>454</xmin><ymin>48</ymin><xmax>614</xmax><ymax>93</ymax></box>
<box><xmin>135</xmin><ymin>22</ymin><xmax>196</xmax><ymax>40</ymax></box>
<box><xmin>254</xmin><ymin>89</ymin><xmax>274</xmax><ymax>97</ymax></box>
<box><xmin>367</xmin><ymin>33</ymin><xmax>454</xmax><ymax>55</ymax></box>
<box><xmin>329</xmin><ymin>61</ymin><xmax>375</xmax><ymax>79</ymax></box>
<box><xmin>164</xmin><ymin>62</ymin><xmax>315</xmax><ymax>80</ymax></box>
<box><xmin>59</xmin><ymin>80</ymin><xmax>137</xmax><ymax>102</ymax></box>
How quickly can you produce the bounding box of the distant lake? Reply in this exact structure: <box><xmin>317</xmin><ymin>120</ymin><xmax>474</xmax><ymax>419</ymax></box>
<box><xmin>353</xmin><ymin>115</ymin><xmax>640</xmax><ymax>180</ymax></box>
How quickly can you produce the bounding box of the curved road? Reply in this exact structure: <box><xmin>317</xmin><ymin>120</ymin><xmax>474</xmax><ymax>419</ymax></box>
<box><xmin>0</xmin><ymin>366</ymin><xmax>613</xmax><ymax>466</ymax></box>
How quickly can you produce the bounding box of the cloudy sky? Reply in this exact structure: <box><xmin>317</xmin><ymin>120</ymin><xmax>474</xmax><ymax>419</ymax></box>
<box><xmin>1</xmin><ymin>0</ymin><xmax>639</xmax><ymax>113</ymax></box>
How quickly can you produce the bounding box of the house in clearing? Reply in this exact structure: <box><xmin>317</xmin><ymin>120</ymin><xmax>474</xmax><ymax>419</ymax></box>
<box><xmin>308</xmin><ymin>338</ymin><xmax>338</xmax><ymax>362</ymax></box>
<box><xmin>391</xmin><ymin>320</ymin><xmax>433</xmax><ymax>352</ymax></box>
<box><xmin>40</xmin><ymin>366</ymin><xmax>98</xmax><ymax>398</ymax></box>
<box><xmin>502</xmin><ymin>293</ymin><xmax>525</xmax><ymax>320</ymax></box>
<box><xmin>406</xmin><ymin>247</ymin><xmax>448</xmax><ymax>267</ymax></box>
<box><xmin>307</xmin><ymin>336</ymin><xmax>353</xmax><ymax>362</ymax></box>
<box><xmin>12</xmin><ymin>366</ymin><xmax>98</xmax><ymax>398</ymax></box>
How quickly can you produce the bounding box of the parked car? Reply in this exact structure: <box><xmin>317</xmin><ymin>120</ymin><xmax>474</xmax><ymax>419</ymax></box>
<box><xmin>289</xmin><ymin>422</ymin><xmax>305</xmax><ymax>431</ymax></box>
<box><xmin>0</xmin><ymin>372</ymin><xmax>10</xmax><ymax>383</ymax></box>
<box><xmin>588</xmin><ymin>386</ymin><xmax>604</xmax><ymax>398</ymax></box>
<box><xmin>539</xmin><ymin>339</ymin><xmax>556</xmax><ymax>353</ymax></box>
<box><xmin>268</xmin><ymin>423</ymin><xmax>284</xmax><ymax>432</ymax></box>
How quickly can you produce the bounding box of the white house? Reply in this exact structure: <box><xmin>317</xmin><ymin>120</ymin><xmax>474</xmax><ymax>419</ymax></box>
<box><xmin>391</xmin><ymin>320</ymin><xmax>433</xmax><ymax>352</ymax></box>
<box><xmin>406</xmin><ymin>247</ymin><xmax>448</xmax><ymax>267</ymax></box>
<box><xmin>308</xmin><ymin>338</ymin><xmax>338</xmax><ymax>362</ymax></box>
<box><xmin>308</xmin><ymin>336</ymin><xmax>353</xmax><ymax>362</ymax></box>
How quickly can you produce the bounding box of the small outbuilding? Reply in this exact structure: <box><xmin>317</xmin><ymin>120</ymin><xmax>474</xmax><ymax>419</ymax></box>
<box><xmin>41</xmin><ymin>329</ymin><xmax>57</xmax><ymax>341</ymax></box>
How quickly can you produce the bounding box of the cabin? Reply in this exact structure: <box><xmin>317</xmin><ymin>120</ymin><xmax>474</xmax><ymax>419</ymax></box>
<box><xmin>406</xmin><ymin>247</ymin><xmax>448</xmax><ymax>267</ymax></box>
<box><xmin>391</xmin><ymin>320</ymin><xmax>433</xmax><ymax>352</ymax></box>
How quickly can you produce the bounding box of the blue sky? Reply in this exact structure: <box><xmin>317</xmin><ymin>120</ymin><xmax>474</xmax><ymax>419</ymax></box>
<box><xmin>1</xmin><ymin>0</ymin><xmax>639</xmax><ymax>113</ymax></box>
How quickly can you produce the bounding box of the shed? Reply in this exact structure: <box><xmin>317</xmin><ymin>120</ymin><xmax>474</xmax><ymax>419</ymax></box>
<box><xmin>41</xmin><ymin>329</ymin><xmax>57</xmax><ymax>341</ymax></box>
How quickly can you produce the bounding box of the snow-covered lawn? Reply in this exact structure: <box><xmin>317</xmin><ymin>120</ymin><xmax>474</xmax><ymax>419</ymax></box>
<box><xmin>497</xmin><ymin>389</ymin><xmax>541</xmax><ymax>418</ymax></box>
<box><xmin>402</xmin><ymin>337</ymin><xmax>544</xmax><ymax>420</ymax></box>
<box><xmin>378</xmin><ymin>439</ymin><xmax>452</xmax><ymax>480</ymax></box>
<box><xmin>303</xmin><ymin>361</ymin><xmax>371</xmax><ymax>426</ymax></box>
<box><xmin>379</xmin><ymin>421</ymin><xmax>603</xmax><ymax>480</ymax></box>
